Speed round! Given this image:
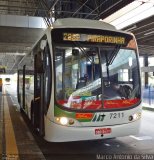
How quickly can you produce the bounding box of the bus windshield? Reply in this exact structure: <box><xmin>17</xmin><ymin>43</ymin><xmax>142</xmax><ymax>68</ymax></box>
<box><xmin>53</xmin><ymin>30</ymin><xmax>141</xmax><ymax>110</ymax></box>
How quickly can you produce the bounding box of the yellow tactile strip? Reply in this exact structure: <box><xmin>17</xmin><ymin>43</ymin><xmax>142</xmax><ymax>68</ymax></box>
<box><xmin>4</xmin><ymin>85</ymin><xmax>46</xmax><ymax>160</ymax></box>
<box><xmin>3</xmin><ymin>93</ymin><xmax>20</xmax><ymax>159</ymax></box>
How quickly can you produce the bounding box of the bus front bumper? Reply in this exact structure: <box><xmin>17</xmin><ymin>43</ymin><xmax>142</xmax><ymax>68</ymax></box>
<box><xmin>44</xmin><ymin>117</ymin><xmax>141</xmax><ymax>142</ymax></box>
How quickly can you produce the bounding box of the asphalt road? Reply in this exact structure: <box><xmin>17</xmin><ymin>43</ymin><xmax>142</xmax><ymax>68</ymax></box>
<box><xmin>28</xmin><ymin>110</ymin><xmax>154</xmax><ymax>160</ymax></box>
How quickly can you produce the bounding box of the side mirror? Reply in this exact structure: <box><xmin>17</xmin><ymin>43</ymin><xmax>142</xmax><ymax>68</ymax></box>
<box><xmin>72</xmin><ymin>49</ymin><xmax>79</xmax><ymax>56</ymax></box>
<box><xmin>35</xmin><ymin>52</ymin><xmax>44</xmax><ymax>73</ymax></box>
<box><xmin>40</xmin><ymin>40</ymin><xmax>47</xmax><ymax>50</ymax></box>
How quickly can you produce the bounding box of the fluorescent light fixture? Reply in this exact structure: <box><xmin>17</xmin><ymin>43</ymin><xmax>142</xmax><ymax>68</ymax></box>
<box><xmin>103</xmin><ymin>1</ymin><xmax>142</xmax><ymax>23</ymax></box>
<box><xmin>142</xmin><ymin>0</ymin><xmax>154</xmax><ymax>3</ymax></box>
<box><xmin>101</xmin><ymin>0</ymin><xmax>154</xmax><ymax>29</ymax></box>
<box><xmin>116</xmin><ymin>7</ymin><xmax>154</xmax><ymax>29</ymax></box>
<box><xmin>111</xmin><ymin>2</ymin><xmax>153</xmax><ymax>26</ymax></box>
<box><xmin>5</xmin><ymin>52</ymin><xmax>26</xmax><ymax>56</ymax></box>
<box><xmin>144</xmin><ymin>30</ymin><xmax>154</xmax><ymax>36</ymax></box>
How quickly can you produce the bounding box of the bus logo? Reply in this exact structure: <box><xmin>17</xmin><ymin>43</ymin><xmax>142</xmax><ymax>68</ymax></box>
<box><xmin>92</xmin><ymin>113</ymin><xmax>106</xmax><ymax>122</ymax></box>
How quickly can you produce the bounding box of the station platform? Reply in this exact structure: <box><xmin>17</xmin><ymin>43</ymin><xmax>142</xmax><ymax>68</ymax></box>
<box><xmin>0</xmin><ymin>86</ymin><xmax>45</xmax><ymax>160</ymax></box>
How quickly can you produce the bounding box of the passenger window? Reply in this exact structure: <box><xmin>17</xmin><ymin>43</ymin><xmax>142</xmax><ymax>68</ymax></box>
<box><xmin>44</xmin><ymin>44</ymin><xmax>52</xmax><ymax>114</ymax></box>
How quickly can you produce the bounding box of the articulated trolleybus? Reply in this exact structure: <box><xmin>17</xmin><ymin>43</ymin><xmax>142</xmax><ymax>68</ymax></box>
<box><xmin>17</xmin><ymin>18</ymin><xmax>141</xmax><ymax>142</ymax></box>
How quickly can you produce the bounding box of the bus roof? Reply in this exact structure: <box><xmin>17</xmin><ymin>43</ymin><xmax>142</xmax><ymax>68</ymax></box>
<box><xmin>53</xmin><ymin>18</ymin><xmax>116</xmax><ymax>31</ymax></box>
<box><xmin>52</xmin><ymin>18</ymin><xmax>132</xmax><ymax>36</ymax></box>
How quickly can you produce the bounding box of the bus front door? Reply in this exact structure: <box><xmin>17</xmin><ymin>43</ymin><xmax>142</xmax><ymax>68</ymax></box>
<box><xmin>33</xmin><ymin>51</ymin><xmax>44</xmax><ymax>136</ymax></box>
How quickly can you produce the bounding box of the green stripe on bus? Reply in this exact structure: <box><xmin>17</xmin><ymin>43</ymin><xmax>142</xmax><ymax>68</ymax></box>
<box><xmin>54</xmin><ymin>105</ymin><xmax>75</xmax><ymax>118</ymax></box>
<box><xmin>54</xmin><ymin>105</ymin><xmax>93</xmax><ymax>122</ymax></box>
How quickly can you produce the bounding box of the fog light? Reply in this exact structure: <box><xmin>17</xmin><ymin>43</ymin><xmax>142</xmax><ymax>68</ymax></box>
<box><xmin>69</xmin><ymin>119</ymin><xmax>74</xmax><ymax>125</ymax></box>
<box><xmin>129</xmin><ymin>115</ymin><xmax>133</xmax><ymax>121</ymax></box>
<box><xmin>59</xmin><ymin>117</ymin><xmax>68</xmax><ymax>125</ymax></box>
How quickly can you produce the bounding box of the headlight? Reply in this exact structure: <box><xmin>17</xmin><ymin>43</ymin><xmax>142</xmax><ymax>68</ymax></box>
<box><xmin>59</xmin><ymin>117</ymin><xmax>68</xmax><ymax>125</ymax></box>
<box><xmin>56</xmin><ymin>117</ymin><xmax>75</xmax><ymax>126</ymax></box>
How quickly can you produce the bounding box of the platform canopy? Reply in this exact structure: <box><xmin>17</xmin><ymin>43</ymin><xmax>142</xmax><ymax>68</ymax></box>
<box><xmin>0</xmin><ymin>0</ymin><xmax>153</xmax><ymax>73</ymax></box>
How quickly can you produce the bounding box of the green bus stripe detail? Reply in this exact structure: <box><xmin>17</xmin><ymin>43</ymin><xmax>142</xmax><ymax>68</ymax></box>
<box><xmin>78</xmin><ymin>119</ymin><xmax>91</xmax><ymax>122</ymax></box>
<box><xmin>54</xmin><ymin>105</ymin><xmax>75</xmax><ymax>118</ymax></box>
<box><xmin>54</xmin><ymin>105</ymin><xmax>94</xmax><ymax>122</ymax></box>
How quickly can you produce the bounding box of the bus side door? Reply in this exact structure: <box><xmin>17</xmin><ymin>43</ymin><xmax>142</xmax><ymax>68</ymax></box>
<box><xmin>34</xmin><ymin>51</ymin><xmax>44</xmax><ymax>135</ymax></box>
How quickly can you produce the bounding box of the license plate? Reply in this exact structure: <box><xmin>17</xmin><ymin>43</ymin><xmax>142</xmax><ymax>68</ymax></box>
<box><xmin>95</xmin><ymin>128</ymin><xmax>111</xmax><ymax>135</ymax></box>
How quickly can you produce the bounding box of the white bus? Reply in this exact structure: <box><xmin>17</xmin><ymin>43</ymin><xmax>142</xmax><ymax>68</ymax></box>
<box><xmin>17</xmin><ymin>18</ymin><xmax>142</xmax><ymax>142</ymax></box>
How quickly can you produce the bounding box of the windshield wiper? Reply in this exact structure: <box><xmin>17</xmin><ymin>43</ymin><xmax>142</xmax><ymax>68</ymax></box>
<box><xmin>73</xmin><ymin>42</ymin><xmax>93</xmax><ymax>62</ymax></box>
<box><xmin>108</xmin><ymin>45</ymin><xmax>121</xmax><ymax>65</ymax></box>
<box><xmin>104</xmin><ymin>45</ymin><xmax>121</xmax><ymax>84</ymax></box>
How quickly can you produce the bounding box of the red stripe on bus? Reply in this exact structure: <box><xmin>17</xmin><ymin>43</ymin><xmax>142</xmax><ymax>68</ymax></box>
<box><xmin>57</xmin><ymin>98</ymin><xmax>140</xmax><ymax>110</ymax></box>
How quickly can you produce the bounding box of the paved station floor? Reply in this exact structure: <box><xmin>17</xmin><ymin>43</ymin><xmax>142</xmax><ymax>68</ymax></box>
<box><xmin>0</xmin><ymin>87</ymin><xmax>45</xmax><ymax>160</ymax></box>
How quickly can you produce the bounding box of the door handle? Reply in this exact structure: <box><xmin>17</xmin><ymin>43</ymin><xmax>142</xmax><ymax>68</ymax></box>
<box><xmin>35</xmin><ymin>97</ymin><xmax>40</xmax><ymax>101</ymax></box>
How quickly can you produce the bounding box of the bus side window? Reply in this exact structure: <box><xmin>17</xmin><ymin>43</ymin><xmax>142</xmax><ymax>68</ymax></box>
<box><xmin>44</xmin><ymin>44</ymin><xmax>52</xmax><ymax>114</ymax></box>
<box><xmin>35</xmin><ymin>51</ymin><xmax>44</xmax><ymax>73</ymax></box>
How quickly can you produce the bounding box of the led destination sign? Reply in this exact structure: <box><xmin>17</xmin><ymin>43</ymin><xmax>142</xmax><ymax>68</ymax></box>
<box><xmin>63</xmin><ymin>33</ymin><xmax>125</xmax><ymax>44</ymax></box>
